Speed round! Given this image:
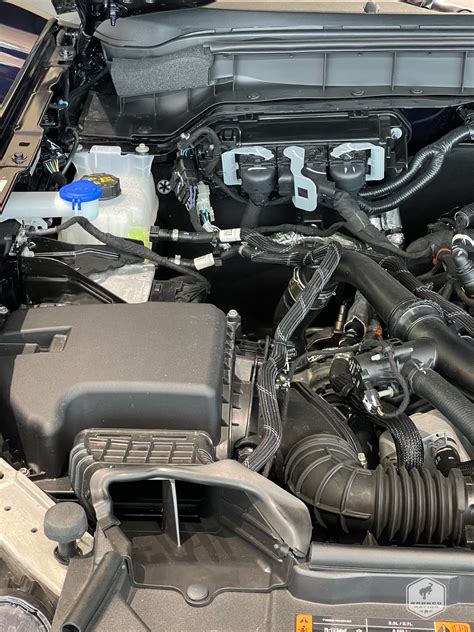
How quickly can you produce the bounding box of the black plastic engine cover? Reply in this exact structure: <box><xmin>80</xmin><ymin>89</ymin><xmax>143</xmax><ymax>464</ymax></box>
<box><xmin>0</xmin><ymin>302</ymin><xmax>227</xmax><ymax>476</ymax></box>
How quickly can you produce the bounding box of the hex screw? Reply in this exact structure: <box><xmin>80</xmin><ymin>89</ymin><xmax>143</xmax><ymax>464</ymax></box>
<box><xmin>12</xmin><ymin>152</ymin><xmax>27</xmax><ymax>164</ymax></box>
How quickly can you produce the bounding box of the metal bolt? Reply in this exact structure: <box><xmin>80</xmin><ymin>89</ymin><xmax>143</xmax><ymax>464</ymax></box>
<box><xmin>11</xmin><ymin>152</ymin><xmax>27</xmax><ymax>165</ymax></box>
<box><xmin>238</xmin><ymin>446</ymin><xmax>254</xmax><ymax>461</ymax></box>
<box><xmin>247</xmin><ymin>93</ymin><xmax>260</xmax><ymax>101</ymax></box>
<box><xmin>227</xmin><ymin>309</ymin><xmax>239</xmax><ymax>319</ymax></box>
<box><xmin>410</xmin><ymin>88</ymin><xmax>424</xmax><ymax>95</ymax></box>
<box><xmin>273</xmin><ymin>542</ymin><xmax>290</xmax><ymax>558</ymax></box>
<box><xmin>351</xmin><ymin>89</ymin><xmax>365</xmax><ymax>96</ymax></box>
<box><xmin>157</xmin><ymin>179</ymin><xmax>171</xmax><ymax>195</ymax></box>
<box><xmin>58</xmin><ymin>48</ymin><xmax>73</xmax><ymax>61</ymax></box>
<box><xmin>390</xmin><ymin>127</ymin><xmax>403</xmax><ymax>140</ymax></box>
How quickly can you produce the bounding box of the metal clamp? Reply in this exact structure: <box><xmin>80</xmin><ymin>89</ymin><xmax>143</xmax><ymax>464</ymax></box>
<box><xmin>283</xmin><ymin>146</ymin><xmax>318</xmax><ymax>212</ymax></box>
<box><xmin>221</xmin><ymin>146</ymin><xmax>274</xmax><ymax>186</ymax></box>
<box><xmin>331</xmin><ymin>142</ymin><xmax>385</xmax><ymax>181</ymax></box>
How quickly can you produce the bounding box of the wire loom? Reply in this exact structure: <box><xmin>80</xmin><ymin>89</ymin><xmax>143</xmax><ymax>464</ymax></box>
<box><xmin>244</xmin><ymin>242</ymin><xmax>342</xmax><ymax>472</ymax></box>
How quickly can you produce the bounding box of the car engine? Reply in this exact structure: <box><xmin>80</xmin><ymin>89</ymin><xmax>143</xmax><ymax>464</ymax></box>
<box><xmin>0</xmin><ymin>2</ymin><xmax>473</xmax><ymax>630</ymax></box>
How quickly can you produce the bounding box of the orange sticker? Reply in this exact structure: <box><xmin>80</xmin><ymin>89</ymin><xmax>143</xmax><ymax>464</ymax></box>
<box><xmin>296</xmin><ymin>614</ymin><xmax>313</xmax><ymax>632</ymax></box>
<box><xmin>435</xmin><ymin>623</ymin><xmax>471</xmax><ymax>632</ymax></box>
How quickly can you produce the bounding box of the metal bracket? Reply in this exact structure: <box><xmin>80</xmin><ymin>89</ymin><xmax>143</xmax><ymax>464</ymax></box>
<box><xmin>283</xmin><ymin>146</ymin><xmax>318</xmax><ymax>212</ymax></box>
<box><xmin>0</xmin><ymin>459</ymin><xmax>92</xmax><ymax>598</ymax></box>
<box><xmin>330</xmin><ymin>142</ymin><xmax>386</xmax><ymax>181</ymax></box>
<box><xmin>221</xmin><ymin>146</ymin><xmax>274</xmax><ymax>186</ymax></box>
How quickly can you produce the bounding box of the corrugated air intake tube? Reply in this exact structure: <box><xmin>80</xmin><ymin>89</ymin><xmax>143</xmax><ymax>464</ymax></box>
<box><xmin>284</xmin><ymin>433</ymin><xmax>474</xmax><ymax>546</ymax></box>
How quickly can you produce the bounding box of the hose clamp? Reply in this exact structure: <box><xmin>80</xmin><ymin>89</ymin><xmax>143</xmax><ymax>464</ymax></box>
<box><xmin>388</xmin><ymin>299</ymin><xmax>443</xmax><ymax>339</ymax></box>
<box><xmin>463</xmin><ymin>115</ymin><xmax>474</xmax><ymax>141</ymax></box>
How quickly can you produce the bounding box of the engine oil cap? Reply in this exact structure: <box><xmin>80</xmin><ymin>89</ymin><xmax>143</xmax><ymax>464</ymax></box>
<box><xmin>59</xmin><ymin>179</ymin><xmax>102</xmax><ymax>211</ymax></box>
<box><xmin>81</xmin><ymin>173</ymin><xmax>121</xmax><ymax>200</ymax></box>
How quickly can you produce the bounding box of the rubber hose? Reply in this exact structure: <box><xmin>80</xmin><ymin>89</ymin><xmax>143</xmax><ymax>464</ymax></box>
<box><xmin>332</xmin><ymin>190</ymin><xmax>431</xmax><ymax>260</ymax></box>
<box><xmin>333</xmin><ymin>250</ymin><xmax>474</xmax><ymax>394</ymax></box>
<box><xmin>377</xmin><ymin>255</ymin><xmax>474</xmax><ymax>337</ymax></box>
<box><xmin>329</xmin><ymin>356</ymin><xmax>424</xmax><ymax>470</ymax></box>
<box><xmin>61</xmin><ymin>127</ymin><xmax>80</xmax><ymax>177</ymax></box>
<box><xmin>29</xmin><ymin>216</ymin><xmax>210</xmax><ymax>284</ymax></box>
<box><xmin>359</xmin><ymin>125</ymin><xmax>471</xmax><ymax>215</ymax></box>
<box><xmin>359</xmin><ymin>147</ymin><xmax>438</xmax><ymax>199</ymax></box>
<box><xmin>359</xmin><ymin>153</ymin><xmax>447</xmax><ymax>215</ymax></box>
<box><xmin>359</xmin><ymin>125</ymin><xmax>470</xmax><ymax>200</ymax></box>
<box><xmin>405</xmin><ymin>361</ymin><xmax>474</xmax><ymax>445</ymax></box>
<box><xmin>241</xmin><ymin>200</ymin><xmax>263</xmax><ymax>228</ymax></box>
<box><xmin>285</xmin><ymin>433</ymin><xmax>474</xmax><ymax>545</ymax></box>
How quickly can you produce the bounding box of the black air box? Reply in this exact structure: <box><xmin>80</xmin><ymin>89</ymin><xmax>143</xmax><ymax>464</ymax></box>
<box><xmin>0</xmin><ymin>303</ymin><xmax>227</xmax><ymax>476</ymax></box>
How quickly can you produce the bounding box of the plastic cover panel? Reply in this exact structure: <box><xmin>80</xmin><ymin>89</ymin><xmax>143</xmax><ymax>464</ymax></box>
<box><xmin>0</xmin><ymin>303</ymin><xmax>227</xmax><ymax>476</ymax></box>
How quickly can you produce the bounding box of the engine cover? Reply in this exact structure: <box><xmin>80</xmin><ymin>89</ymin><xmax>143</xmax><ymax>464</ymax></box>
<box><xmin>0</xmin><ymin>302</ymin><xmax>227</xmax><ymax>476</ymax></box>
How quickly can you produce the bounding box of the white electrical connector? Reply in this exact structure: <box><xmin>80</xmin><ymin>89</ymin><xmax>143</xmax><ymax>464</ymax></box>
<box><xmin>196</xmin><ymin>182</ymin><xmax>215</xmax><ymax>224</ymax></box>
<box><xmin>197</xmin><ymin>181</ymin><xmax>233</xmax><ymax>250</ymax></box>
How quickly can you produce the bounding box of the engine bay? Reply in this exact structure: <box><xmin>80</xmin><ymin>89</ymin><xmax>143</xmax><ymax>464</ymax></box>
<box><xmin>0</xmin><ymin>3</ymin><xmax>474</xmax><ymax>630</ymax></box>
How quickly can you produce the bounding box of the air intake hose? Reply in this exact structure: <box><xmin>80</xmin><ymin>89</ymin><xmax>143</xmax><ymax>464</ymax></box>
<box><xmin>404</xmin><ymin>361</ymin><xmax>474</xmax><ymax>445</ymax></box>
<box><xmin>333</xmin><ymin>250</ymin><xmax>474</xmax><ymax>394</ymax></box>
<box><xmin>285</xmin><ymin>434</ymin><xmax>474</xmax><ymax>545</ymax></box>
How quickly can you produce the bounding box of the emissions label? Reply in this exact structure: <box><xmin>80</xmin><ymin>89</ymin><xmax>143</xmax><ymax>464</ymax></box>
<box><xmin>295</xmin><ymin>615</ymin><xmax>472</xmax><ymax>632</ymax></box>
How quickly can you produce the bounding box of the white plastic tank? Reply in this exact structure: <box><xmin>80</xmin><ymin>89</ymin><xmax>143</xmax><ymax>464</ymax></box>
<box><xmin>59</xmin><ymin>145</ymin><xmax>158</xmax><ymax>245</ymax></box>
<box><xmin>1</xmin><ymin>182</ymin><xmax>101</xmax><ymax>225</ymax></box>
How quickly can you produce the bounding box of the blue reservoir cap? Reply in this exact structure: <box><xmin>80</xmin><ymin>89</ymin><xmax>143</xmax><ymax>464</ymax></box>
<box><xmin>59</xmin><ymin>180</ymin><xmax>102</xmax><ymax>211</ymax></box>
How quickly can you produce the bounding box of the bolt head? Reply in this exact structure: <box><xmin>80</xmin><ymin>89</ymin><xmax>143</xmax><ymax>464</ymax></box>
<box><xmin>135</xmin><ymin>143</ymin><xmax>150</xmax><ymax>155</ymax></box>
<box><xmin>58</xmin><ymin>48</ymin><xmax>73</xmax><ymax>60</ymax></box>
<box><xmin>12</xmin><ymin>152</ymin><xmax>27</xmax><ymax>165</ymax></box>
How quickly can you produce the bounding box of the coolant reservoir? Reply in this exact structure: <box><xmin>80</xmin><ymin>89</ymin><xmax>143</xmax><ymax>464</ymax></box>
<box><xmin>59</xmin><ymin>145</ymin><xmax>158</xmax><ymax>245</ymax></box>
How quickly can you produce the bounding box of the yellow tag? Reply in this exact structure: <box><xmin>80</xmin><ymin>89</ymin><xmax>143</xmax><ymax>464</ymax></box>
<box><xmin>435</xmin><ymin>623</ymin><xmax>471</xmax><ymax>632</ymax></box>
<box><xmin>295</xmin><ymin>614</ymin><xmax>313</xmax><ymax>632</ymax></box>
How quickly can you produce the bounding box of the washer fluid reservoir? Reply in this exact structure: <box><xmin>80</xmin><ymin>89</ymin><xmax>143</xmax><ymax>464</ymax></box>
<box><xmin>59</xmin><ymin>145</ymin><xmax>158</xmax><ymax>246</ymax></box>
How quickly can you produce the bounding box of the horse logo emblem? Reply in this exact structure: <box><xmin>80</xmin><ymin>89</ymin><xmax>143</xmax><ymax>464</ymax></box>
<box><xmin>407</xmin><ymin>578</ymin><xmax>446</xmax><ymax>619</ymax></box>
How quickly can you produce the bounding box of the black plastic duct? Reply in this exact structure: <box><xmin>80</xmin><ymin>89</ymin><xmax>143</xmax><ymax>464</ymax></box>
<box><xmin>333</xmin><ymin>250</ymin><xmax>474</xmax><ymax>394</ymax></box>
<box><xmin>285</xmin><ymin>434</ymin><xmax>474</xmax><ymax>546</ymax></box>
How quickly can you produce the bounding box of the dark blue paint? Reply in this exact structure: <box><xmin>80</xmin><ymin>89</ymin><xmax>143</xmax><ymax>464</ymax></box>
<box><xmin>0</xmin><ymin>4</ymin><xmax>47</xmax><ymax>105</ymax></box>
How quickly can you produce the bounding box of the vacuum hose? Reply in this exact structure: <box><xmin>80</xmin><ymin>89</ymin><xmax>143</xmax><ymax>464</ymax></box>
<box><xmin>285</xmin><ymin>433</ymin><xmax>474</xmax><ymax>545</ymax></box>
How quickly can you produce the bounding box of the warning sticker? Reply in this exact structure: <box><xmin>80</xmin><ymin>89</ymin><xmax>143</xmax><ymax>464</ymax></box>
<box><xmin>296</xmin><ymin>615</ymin><xmax>313</xmax><ymax>632</ymax></box>
<box><xmin>295</xmin><ymin>615</ymin><xmax>472</xmax><ymax>632</ymax></box>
